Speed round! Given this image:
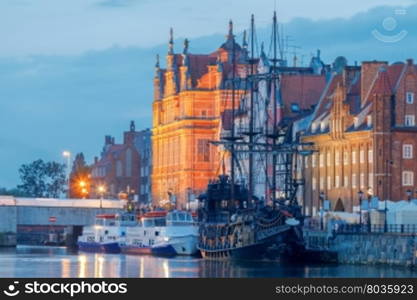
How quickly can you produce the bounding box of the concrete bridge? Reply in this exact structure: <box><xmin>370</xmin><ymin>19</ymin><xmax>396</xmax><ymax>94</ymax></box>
<box><xmin>0</xmin><ymin>196</ymin><xmax>125</xmax><ymax>246</ymax></box>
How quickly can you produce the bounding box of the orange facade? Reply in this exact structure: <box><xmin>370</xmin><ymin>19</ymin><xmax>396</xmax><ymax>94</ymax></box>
<box><xmin>152</xmin><ymin>24</ymin><xmax>247</xmax><ymax>208</ymax></box>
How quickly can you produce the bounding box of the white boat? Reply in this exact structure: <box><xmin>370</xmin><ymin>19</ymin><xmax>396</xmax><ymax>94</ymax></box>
<box><xmin>77</xmin><ymin>213</ymin><xmax>136</xmax><ymax>253</ymax></box>
<box><xmin>119</xmin><ymin>210</ymin><xmax>199</xmax><ymax>256</ymax></box>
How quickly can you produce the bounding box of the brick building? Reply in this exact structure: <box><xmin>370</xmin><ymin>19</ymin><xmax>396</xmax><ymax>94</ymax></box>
<box><xmin>301</xmin><ymin>59</ymin><xmax>417</xmax><ymax>214</ymax></box>
<box><xmin>90</xmin><ymin>121</ymin><xmax>141</xmax><ymax>200</ymax></box>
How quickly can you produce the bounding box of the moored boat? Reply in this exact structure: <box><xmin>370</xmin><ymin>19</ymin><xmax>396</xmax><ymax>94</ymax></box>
<box><xmin>119</xmin><ymin>210</ymin><xmax>199</xmax><ymax>256</ymax></box>
<box><xmin>77</xmin><ymin>213</ymin><xmax>136</xmax><ymax>254</ymax></box>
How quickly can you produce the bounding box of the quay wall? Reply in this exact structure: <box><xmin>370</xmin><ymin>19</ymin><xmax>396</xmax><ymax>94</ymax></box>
<box><xmin>304</xmin><ymin>230</ymin><xmax>417</xmax><ymax>268</ymax></box>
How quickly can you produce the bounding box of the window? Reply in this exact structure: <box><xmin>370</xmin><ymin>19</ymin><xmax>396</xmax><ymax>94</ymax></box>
<box><xmin>344</xmin><ymin>175</ymin><xmax>349</xmax><ymax>187</ymax></box>
<box><xmin>406</xmin><ymin>92</ymin><xmax>414</xmax><ymax>104</ymax></box>
<box><xmin>402</xmin><ymin>171</ymin><xmax>414</xmax><ymax>186</ymax></box>
<box><xmin>352</xmin><ymin>151</ymin><xmax>357</xmax><ymax>164</ymax></box>
<box><xmin>197</xmin><ymin>139</ymin><xmax>210</xmax><ymax>162</ymax></box>
<box><xmin>311</xmin><ymin>122</ymin><xmax>317</xmax><ymax>133</ymax></box>
<box><xmin>327</xmin><ymin>153</ymin><xmax>331</xmax><ymax>166</ymax></box>
<box><xmin>320</xmin><ymin>177</ymin><xmax>324</xmax><ymax>190</ymax></box>
<box><xmin>305</xmin><ymin>156</ymin><xmax>309</xmax><ymax>169</ymax></box>
<box><xmin>360</xmin><ymin>150</ymin><xmax>365</xmax><ymax>164</ymax></box>
<box><xmin>405</xmin><ymin>115</ymin><xmax>415</xmax><ymax>126</ymax></box>
<box><xmin>116</xmin><ymin>160</ymin><xmax>123</xmax><ymax>177</ymax></box>
<box><xmin>403</xmin><ymin>144</ymin><xmax>413</xmax><ymax>159</ymax></box>
<box><xmin>369</xmin><ymin>173</ymin><xmax>374</xmax><ymax>188</ymax></box>
<box><xmin>327</xmin><ymin>176</ymin><xmax>331</xmax><ymax>189</ymax></box>
<box><xmin>320</xmin><ymin>121</ymin><xmax>327</xmax><ymax>132</ymax></box>
<box><xmin>367</xmin><ymin>115</ymin><xmax>372</xmax><ymax>127</ymax></box>
<box><xmin>335</xmin><ymin>176</ymin><xmax>340</xmax><ymax>188</ymax></box>
<box><xmin>360</xmin><ymin>173</ymin><xmax>365</xmax><ymax>188</ymax></box>
<box><xmin>312</xmin><ymin>155</ymin><xmax>317</xmax><ymax>168</ymax></box>
<box><xmin>319</xmin><ymin>154</ymin><xmax>324</xmax><ymax>167</ymax></box>
<box><xmin>312</xmin><ymin>177</ymin><xmax>317</xmax><ymax>191</ymax></box>
<box><xmin>343</xmin><ymin>151</ymin><xmax>349</xmax><ymax>165</ymax></box>
<box><xmin>125</xmin><ymin>148</ymin><xmax>132</xmax><ymax>177</ymax></box>
<box><xmin>368</xmin><ymin>149</ymin><xmax>373</xmax><ymax>163</ymax></box>
<box><xmin>353</xmin><ymin>117</ymin><xmax>359</xmax><ymax>128</ymax></box>
<box><xmin>335</xmin><ymin>151</ymin><xmax>340</xmax><ymax>166</ymax></box>
<box><xmin>352</xmin><ymin>174</ymin><xmax>357</xmax><ymax>188</ymax></box>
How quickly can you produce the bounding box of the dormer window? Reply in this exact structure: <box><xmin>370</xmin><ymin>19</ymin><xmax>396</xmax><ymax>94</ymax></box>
<box><xmin>367</xmin><ymin>115</ymin><xmax>372</xmax><ymax>127</ymax></box>
<box><xmin>320</xmin><ymin>121</ymin><xmax>327</xmax><ymax>132</ymax></box>
<box><xmin>353</xmin><ymin>117</ymin><xmax>359</xmax><ymax>128</ymax></box>
<box><xmin>406</xmin><ymin>92</ymin><xmax>414</xmax><ymax>104</ymax></box>
<box><xmin>311</xmin><ymin>122</ymin><xmax>317</xmax><ymax>133</ymax></box>
<box><xmin>291</xmin><ymin>103</ymin><xmax>301</xmax><ymax>113</ymax></box>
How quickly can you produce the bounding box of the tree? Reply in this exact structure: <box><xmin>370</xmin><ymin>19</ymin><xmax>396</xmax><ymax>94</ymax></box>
<box><xmin>0</xmin><ymin>187</ymin><xmax>28</xmax><ymax>197</ymax></box>
<box><xmin>69</xmin><ymin>153</ymin><xmax>91</xmax><ymax>198</ymax></box>
<box><xmin>17</xmin><ymin>159</ymin><xmax>66</xmax><ymax>198</ymax></box>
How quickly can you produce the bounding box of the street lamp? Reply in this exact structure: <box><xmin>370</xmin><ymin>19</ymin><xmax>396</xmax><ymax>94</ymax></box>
<box><xmin>406</xmin><ymin>189</ymin><xmax>412</xmax><ymax>203</ymax></box>
<box><xmin>358</xmin><ymin>190</ymin><xmax>363</xmax><ymax>227</ymax></box>
<box><xmin>62</xmin><ymin>151</ymin><xmax>71</xmax><ymax>198</ymax></box>
<box><xmin>98</xmin><ymin>185</ymin><xmax>106</xmax><ymax>208</ymax></box>
<box><xmin>319</xmin><ymin>191</ymin><xmax>325</xmax><ymax>230</ymax></box>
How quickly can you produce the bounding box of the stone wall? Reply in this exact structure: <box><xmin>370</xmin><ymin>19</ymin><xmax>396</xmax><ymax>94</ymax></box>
<box><xmin>304</xmin><ymin>230</ymin><xmax>417</xmax><ymax>268</ymax></box>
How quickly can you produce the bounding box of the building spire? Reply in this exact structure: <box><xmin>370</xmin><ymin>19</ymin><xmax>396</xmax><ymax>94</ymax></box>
<box><xmin>183</xmin><ymin>38</ymin><xmax>189</xmax><ymax>55</ymax></box>
<box><xmin>155</xmin><ymin>54</ymin><xmax>160</xmax><ymax>68</ymax></box>
<box><xmin>227</xmin><ymin>19</ymin><xmax>234</xmax><ymax>40</ymax></box>
<box><xmin>242</xmin><ymin>30</ymin><xmax>248</xmax><ymax>50</ymax></box>
<box><xmin>168</xmin><ymin>27</ymin><xmax>174</xmax><ymax>54</ymax></box>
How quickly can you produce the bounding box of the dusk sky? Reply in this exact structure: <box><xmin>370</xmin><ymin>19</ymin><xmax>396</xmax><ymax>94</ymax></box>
<box><xmin>1</xmin><ymin>0</ymin><xmax>417</xmax><ymax>188</ymax></box>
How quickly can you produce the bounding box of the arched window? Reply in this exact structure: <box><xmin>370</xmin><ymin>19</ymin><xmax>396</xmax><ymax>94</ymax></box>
<box><xmin>125</xmin><ymin>148</ymin><xmax>132</xmax><ymax>177</ymax></box>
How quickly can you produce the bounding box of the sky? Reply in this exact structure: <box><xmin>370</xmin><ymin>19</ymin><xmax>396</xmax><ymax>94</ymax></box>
<box><xmin>1</xmin><ymin>0</ymin><xmax>417</xmax><ymax>188</ymax></box>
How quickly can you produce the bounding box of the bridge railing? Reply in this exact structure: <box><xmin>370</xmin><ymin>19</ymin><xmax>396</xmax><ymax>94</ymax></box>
<box><xmin>0</xmin><ymin>196</ymin><xmax>125</xmax><ymax>209</ymax></box>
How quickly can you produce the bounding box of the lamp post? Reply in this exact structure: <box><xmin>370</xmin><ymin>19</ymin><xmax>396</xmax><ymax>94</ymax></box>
<box><xmin>406</xmin><ymin>189</ymin><xmax>412</xmax><ymax>203</ymax></box>
<box><xmin>98</xmin><ymin>185</ymin><xmax>106</xmax><ymax>209</ymax></box>
<box><xmin>62</xmin><ymin>151</ymin><xmax>71</xmax><ymax>198</ymax></box>
<box><xmin>358</xmin><ymin>190</ymin><xmax>363</xmax><ymax>227</ymax></box>
<box><xmin>319</xmin><ymin>191</ymin><xmax>325</xmax><ymax>230</ymax></box>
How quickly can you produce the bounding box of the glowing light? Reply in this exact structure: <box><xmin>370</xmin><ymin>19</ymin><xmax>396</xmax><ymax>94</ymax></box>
<box><xmin>62</xmin><ymin>151</ymin><xmax>71</xmax><ymax>157</ymax></box>
<box><xmin>79</xmin><ymin>181</ymin><xmax>86</xmax><ymax>188</ymax></box>
<box><xmin>98</xmin><ymin>185</ymin><xmax>106</xmax><ymax>193</ymax></box>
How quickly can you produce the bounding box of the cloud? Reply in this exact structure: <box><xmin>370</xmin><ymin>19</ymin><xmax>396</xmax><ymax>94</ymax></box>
<box><xmin>2</xmin><ymin>3</ymin><xmax>417</xmax><ymax>187</ymax></box>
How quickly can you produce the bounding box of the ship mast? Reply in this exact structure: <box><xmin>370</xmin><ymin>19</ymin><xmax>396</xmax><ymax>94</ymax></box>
<box><xmin>230</xmin><ymin>20</ymin><xmax>236</xmax><ymax>202</ymax></box>
<box><xmin>271</xmin><ymin>11</ymin><xmax>278</xmax><ymax>203</ymax></box>
<box><xmin>248</xmin><ymin>14</ymin><xmax>255</xmax><ymax>202</ymax></box>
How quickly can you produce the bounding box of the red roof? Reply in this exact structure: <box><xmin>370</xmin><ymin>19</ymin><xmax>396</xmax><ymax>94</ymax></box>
<box><xmin>280</xmin><ymin>74</ymin><xmax>327</xmax><ymax>116</ymax></box>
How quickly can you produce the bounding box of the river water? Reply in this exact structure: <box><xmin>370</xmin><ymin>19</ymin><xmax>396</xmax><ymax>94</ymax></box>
<box><xmin>0</xmin><ymin>246</ymin><xmax>416</xmax><ymax>278</ymax></box>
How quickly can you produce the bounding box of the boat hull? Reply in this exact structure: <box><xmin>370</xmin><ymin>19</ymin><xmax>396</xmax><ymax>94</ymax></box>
<box><xmin>120</xmin><ymin>245</ymin><xmax>153</xmax><ymax>255</ymax></box>
<box><xmin>77</xmin><ymin>241</ymin><xmax>120</xmax><ymax>254</ymax></box>
<box><xmin>199</xmin><ymin>241</ymin><xmax>270</xmax><ymax>260</ymax></box>
<box><xmin>169</xmin><ymin>235</ymin><xmax>199</xmax><ymax>256</ymax></box>
<box><xmin>150</xmin><ymin>244</ymin><xmax>177</xmax><ymax>257</ymax></box>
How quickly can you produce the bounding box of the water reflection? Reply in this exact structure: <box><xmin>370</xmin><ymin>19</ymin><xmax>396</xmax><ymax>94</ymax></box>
<box><xmin>0</xmin><ymin>246</ymin><xmax>415</xmax><ymax>278</ymax></box>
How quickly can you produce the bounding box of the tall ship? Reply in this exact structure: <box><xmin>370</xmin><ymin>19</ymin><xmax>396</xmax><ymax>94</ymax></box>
<box><xmin>197</xmin><ymin>12</ymin><xmax>315</xmax><ymax>260</ymax></box>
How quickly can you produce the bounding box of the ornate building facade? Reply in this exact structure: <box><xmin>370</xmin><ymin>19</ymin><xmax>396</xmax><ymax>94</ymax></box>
<box><xmin>301</xmin><ymin>60</ymin><xmax>417</xmax><ymax>214</ymax></box>
<box><xmin>151</xmin><ymin>23</ymin><xmax>249</xmax><ymax>208</ymax></box>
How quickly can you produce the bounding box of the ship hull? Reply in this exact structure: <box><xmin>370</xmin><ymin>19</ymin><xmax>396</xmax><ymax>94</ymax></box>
<box><xmin>77</xmin><ymin>241</ymin><xmax>120</xmax><ymax>254</ymax></box>
<box><xmin>120</xmin><ymin>245</ymin><xmax>153</xmax><ymax>255</ymax></box>
<box><xmin>199</xmin><ymin>241</ymin><xmax>270</xmax><ymax>260</ymax></box>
